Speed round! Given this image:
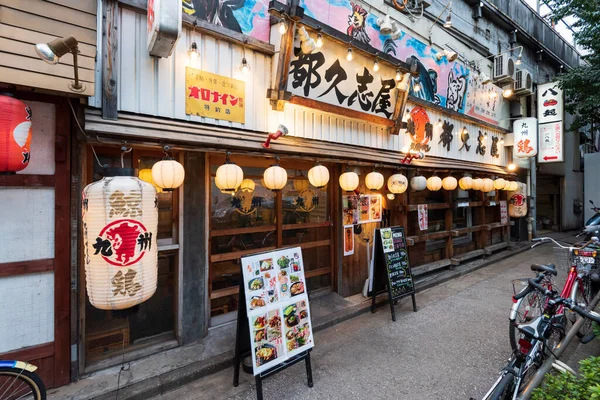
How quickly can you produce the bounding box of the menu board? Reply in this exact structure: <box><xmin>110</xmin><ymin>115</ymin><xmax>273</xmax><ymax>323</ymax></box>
<box><xmin>241</xmin><ymin>247</ymin><xmax>314</xmax><ymax>375</ymax></box>
<box><xmin>343</xmin><ymin>194</ymin><xmax>382</xmax><ymax>225</ymax></box>
<box><xmin>378</xmin><ymin>227</ymin><xmax>414</xmax><ymax>299</ymax></box>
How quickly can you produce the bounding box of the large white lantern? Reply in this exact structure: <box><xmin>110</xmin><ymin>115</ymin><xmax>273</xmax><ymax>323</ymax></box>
<box><xmin>388</xmin><ymin>173</ymin><xmax>408</xmax><ymax>194</ymax></box>
<box><xmin>426</xmin><ymin>176</ymin><xmax>442</xmax><ymax>191</ymax></box>
<box><xmin>264</xmin><ymin>159</ymin><xmax>288</xmax><ymax>191</ymax></box>
<box><xmin>472</xmin><ymin>178</ymin><xmax>483</xmax><ymax>191</ymax></box>
<box><xmin>216</xmin><ymin>153</ymin><xmax>243</xmax><ymax>191</ymax></box>
<box><xmin>82</xmin><ymin>175</ymin><xmax>158</xmax><ymax>310</ymax></box>
<box><xmin>442</xmin><ymin>176</ymin><xmax>457</xmax><ymax>191</ymax></box>
<box><xmin>410</xmin><ymin>175</ymin><xmax>427</xmax><ymax>191</ymax></box>
<box><xmin>509</xmin><ymin>181</ymin><xmax>519</xmax><ymax>191</ymax></box>
<box><xmin>308</xmin><ymin>163</ymin><xmax>329</xmax><ymax>188</ymax></box>
<box><xmin>493</xmin><ymin>177</ymin><xmax>506</xmax><ymax>190</ymax></box>
<box><xmin>459</xmin><ymin>176</ymin><xmax>473</xmax><ymax>190</ymax></box>
<box><xmin>152</xmin><ymin>159</ymin><xmax>185</xmax><ymax>191</ymax></box>
<box><xmin>365</xmin><ymin>171</ymin><xmax>384</xmax><ymax>191</ymax></box>
<box><xmin>339</xmin><ymin>170</ymin><xmax>359</xmax><ymax>192</ymax></box>
<box><xmin>240</xmin><ymin>178</ymin><xmax>255</xmax><ymax>193</ymax></box>
<box><xmin>481</xmin><ymin>178</ymin><xmax>494</xmax><ymax>192</ymax></box>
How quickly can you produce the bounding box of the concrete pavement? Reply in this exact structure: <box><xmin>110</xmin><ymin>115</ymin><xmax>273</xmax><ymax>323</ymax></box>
<box><xmin>148</xmin><ymin>245</ymin><xmax>593</xmax><ymax>400</ymax></box>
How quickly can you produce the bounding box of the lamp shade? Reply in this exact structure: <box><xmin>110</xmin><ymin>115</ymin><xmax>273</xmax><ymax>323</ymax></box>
<box><xmin>0</xmin><ymin>95</ymin><xmax>32</xmax><ymax>173</ymax></box>
<box><xmin>388</xmin><ymin>173</ymin><xmax>408</xmax><ymax>194</ymax></box>
<box><xmin>215</xmin><ymin>162</ymin><xmax>243</xmax><ymax>191</ymax></box>
<box><xmin>509</xmin><ymin>181</ymin><xmax>518</xmax><ymax>191</ymax></box>
<box><xmin>264</xmin><ymin>165</ymin><xmax>288</xmax><ymax>190</ymax></box>
<box><xmin>152</xmin><ymin>159</ymin><xmax>185</xmax><ymax>191</ymax></box>
<box><xmin>481</xmin><ymin>178</ymin><xmax>494</xmax><ymax>192</ymax></box>
<box><xmin>410</xmin><ymin>175</ymin><xmax>427</xmax><ymax>191</ymax></box>
<box><xmin>82</xmin><ymin>176</ymin><xmax>158</xmax><ymax>310</ymax></box>
<box><xmin>459</xmin><ymin>176</ymin><xmax>473</xmax><ymax>190</ymax></box>
<box><xmin>442</xmin><ymin>176</ymin><xmax>457</xmax><ymax>191</ymax></box>
<box><xmin>308</xmin><ymin>164</ymin><xmax>329</xmax><ymax>188</ymax></box>
<box><xmin>339</xmin><ymin>171</ymin><xmax>359</xmax><ymax>192</ymax></box>
<box><xmin>472</xmin><ymin>178</ymin><xmax>483</xmax><ymax>191</ymax></box>
<box><xmin>426</xmin><ymin>176</ymin><xmax>442</xmax><ymax>191</ymax></box>
<box><xmin>365</xmin><ymin>171</ymin><xmax>384</xmax><ymax>191</ymax></box>
<box><xmin>240</xmin><ymin>178</ymin><xmax>255</xmax><ymax>192</ymax></box>
<box><xmin>493</xmin><ymin>178</ymin><xmax>506</xmax><ymax>190</ymax></box>
<box><xmin>138</xmin><ymin>168</ymin><xmax>162</xmax><ymax>193</ymax></box>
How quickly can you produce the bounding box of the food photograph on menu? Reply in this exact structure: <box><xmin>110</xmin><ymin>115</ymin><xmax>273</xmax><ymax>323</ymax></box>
<box><xmin>241</xmin><ymin>247</ymin><xmax>315</xmax><ymax>374</ymax></box>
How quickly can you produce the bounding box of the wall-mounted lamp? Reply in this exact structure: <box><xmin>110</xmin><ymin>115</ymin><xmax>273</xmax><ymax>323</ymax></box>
<box><xmin>297</xmin><ymin>27</ymin><xmax>316</xmax><ymax>54</ymax></box>
<box><xmin>395</xmin><ymin>69</ymin><xmax>402</xmax><ymax>81</ymax></box>
<box><xmin>428</xmin><ymin>2</ymin><xmax>452</xmax><ymax>44</ymax></box>
<box><xmin>279</xmin><ymin>20</ymin><xmax>288</xmax><ymax>35</ymax></box>
<box><xmin>346</xmin><ymin>48</ymin><xmax>354</xmax><ymax>61</ymax></box>
<box><xmin>515</xmin><ymin>48</ymin><xmax>523</xmax><ymax>65</ymax></box>
<box><xmin>435</xmin><ymin>49</ymin><xmax>458</xmax><ymax>62</ymax></box>
<box><xmin>377</xmin><ymin>15</ymin><xmax>394</xmax><ymax>36</ymax></box>
<box><xmin>188</xmin><ymin>41</ymin><xmax>200</xmax><ymax>62</ymax></box>
<box><xmin>373</xmin><ymin>59</ymin><xmax>380</xmax><ymax>72</ymax></box>
<box><xmin>502</xmin><ymin>86</ymin><xmax>513</xmax><ymax>98</ymax></box>
<box><xmin>35</xmin><ymin>35</ymin><xmax>85</xmax><ymax>92</ymax></box>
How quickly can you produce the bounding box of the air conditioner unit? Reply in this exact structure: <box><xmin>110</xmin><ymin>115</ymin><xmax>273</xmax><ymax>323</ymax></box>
<box><xmin>514</xmin><ymin>69</ymin><xmax>533</xmax><ymax>95</ymax></box>
<box><xmin>493</xmin><ymin>55</ymin><xmax>516</xmax><ymax>84</ymax></box>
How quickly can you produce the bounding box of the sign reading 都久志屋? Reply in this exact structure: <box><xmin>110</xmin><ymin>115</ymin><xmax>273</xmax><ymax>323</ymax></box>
<box><xmin>537</xmin><ymin>82</ymin><xmax>564</xmax><ymax>163</ymax></box>
<box><xmin>185</xmin><ymin>67</ymin><xmax>245</xmax><ymax>124</ymax></box>
<box><xmin>513</xmin><ymin>117</ymin><xmax>538</xmax><ymax>158</ymax></box>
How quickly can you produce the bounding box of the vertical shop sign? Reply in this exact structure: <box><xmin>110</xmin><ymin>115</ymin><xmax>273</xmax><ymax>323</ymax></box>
<box><xmin>500</xmin><ymin>201</ymin><xmax>508</xmax><ymax>225</ymax></box>
<box><xmin>513</xmin><ymin>117</ymin><xmax>538</xmax><ymax>158</ymax></box>
<box><xmin>185</xmin><ymin>67</ymin><xmax>246</xmax><ymax>123</ymax></box>
<box><xmin>418</xmin><ymin>204</ymin><xmax>428</xmax><ymax>230</ymax></box>
<box><xmin>537</xmin><ymin>82</ymin><xmax>564</xmax><ymax>163</ymax></box>
<box><xmin>343</xmin><ymin>226</ymin><xmax>354</xmax><ymax>256</ymax></box>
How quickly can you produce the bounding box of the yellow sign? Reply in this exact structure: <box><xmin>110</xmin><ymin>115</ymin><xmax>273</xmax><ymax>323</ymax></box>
<box><xmin>185</xmin><ymin>67</ymin><xmax>245</xmax><ymax>123</ymax></box>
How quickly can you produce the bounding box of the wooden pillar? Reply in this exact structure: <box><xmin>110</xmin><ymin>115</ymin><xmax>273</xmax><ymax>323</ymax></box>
<box><xmin>477</xmin><ymin>191</ymin><xmax>487</xmax><ymax>249</ymax></box>
<box><xmin>444</xmin><ymin>190</ymin><xmax>453</xmax><ymax>259</ymax></box>
<box><xmin>102</xmin><ymin>0</ymin><xmax>119</xmax><ymax>120</ymax></box>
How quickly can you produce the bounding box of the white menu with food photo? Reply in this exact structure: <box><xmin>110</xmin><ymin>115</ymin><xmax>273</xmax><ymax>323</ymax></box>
<box><xmin>241</xmin><ymin>247</ymin><xmax>315</xmax><ymax>375</ymax></box>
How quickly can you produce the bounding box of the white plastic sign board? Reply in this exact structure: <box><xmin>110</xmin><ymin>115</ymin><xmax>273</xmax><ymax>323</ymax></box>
<box><xmin>147</xmin><ymin>0</ymin><xmax>182</xmax><ymax>58</ymax></box>
<box><xmin>538</xmin><ymin>121</ymin><xmax>564</xmax><ymax>163</ymax></box>
<box><xmin>241</xmin><ymin>247</ymin><xmax>314</xmax><ymax>375</ymax></box>
<box><xmin>537</xmin><ymin>82</ymin><xmax>563</xmax><ymax>124</ymax></box>
<box><xmin>513</xmin><ymin>117</ymin><xmax>538</xmax><ymax>158</ymax></box>
<box><xmin>537</xmin><ymin>81</ymin><xmax>564</xmax><ymax>163</ymax></box>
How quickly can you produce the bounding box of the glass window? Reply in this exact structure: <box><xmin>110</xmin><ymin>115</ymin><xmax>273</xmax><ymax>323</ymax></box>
<box><xmin>282</xmin><ymin>170</ymin><xmax>329</xmax><ymax>225</ymax></box>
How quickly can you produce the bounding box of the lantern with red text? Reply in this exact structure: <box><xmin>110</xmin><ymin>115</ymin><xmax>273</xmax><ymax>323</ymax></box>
<box><xmin>0</xmin><ymin>95</ymin><xmax>32</xmax><ymax>173</ymax></box>
<box><xmin>82</xmin><ymin>176</ymin><xmax>158</xmax><ymax>310</ymax></box>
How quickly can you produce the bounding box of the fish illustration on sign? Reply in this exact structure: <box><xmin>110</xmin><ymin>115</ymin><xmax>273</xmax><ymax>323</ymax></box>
<box><xmin>406</xmin><ymin>106</ymin><xmax>433</xmax><ymax>152</ymax></box>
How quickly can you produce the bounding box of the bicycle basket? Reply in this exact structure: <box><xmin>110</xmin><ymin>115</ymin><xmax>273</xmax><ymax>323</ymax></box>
<box><xmin>553</xmin><ymin>247</ymin><xmax>574</xmax><ymax>272</ymax></box>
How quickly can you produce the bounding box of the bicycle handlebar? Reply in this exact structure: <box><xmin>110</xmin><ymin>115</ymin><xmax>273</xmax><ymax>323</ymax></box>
<box><xmin>513</xmin><ymin>274</ymin><xmax>545</xmax><ymax>300</ymax></box>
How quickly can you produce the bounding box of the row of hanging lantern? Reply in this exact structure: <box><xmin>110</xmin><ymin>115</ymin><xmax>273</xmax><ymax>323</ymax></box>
<box><xmin>214</xmin><ymin>153</ymin><xmax>331</xmax><ymax>193</ymax></box>
<box><xmin>338</xmin><ymin>167</ymin><xmax>519</xmax><ymax>194</ymax></box>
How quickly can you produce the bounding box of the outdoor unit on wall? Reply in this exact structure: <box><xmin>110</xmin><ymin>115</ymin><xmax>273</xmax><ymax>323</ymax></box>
<box><xmin>514</xmin><ymin>69</ymin><xmax>533</xmax><ymax>96</ymax></box>
<box><xmin>493</xmin><ymin>55</ymin><xmax>516</xmax><ymax>84</ymax></box>
<box><xmin>147</xmin><ymin>0</ymin><xmax>182</xmax><ymax>58</ymax></box>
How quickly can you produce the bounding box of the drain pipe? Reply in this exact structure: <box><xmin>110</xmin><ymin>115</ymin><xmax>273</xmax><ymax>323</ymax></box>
<box><xmin>517</xmin><ymin>290</ymin><xmax>600</xmax><ymax>400</ymax></box>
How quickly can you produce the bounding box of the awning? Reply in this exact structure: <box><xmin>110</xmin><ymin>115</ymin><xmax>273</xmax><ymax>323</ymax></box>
<box><xmin>84</xmin><ymin>109</ymin><xmax>512</xmax><ymax>175</ymax></box>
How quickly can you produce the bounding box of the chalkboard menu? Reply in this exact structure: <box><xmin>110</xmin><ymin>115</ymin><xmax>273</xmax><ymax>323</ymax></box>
<box><xmin>370</xmin><ymin>226</ymin><xmax>417</xmax><ymax>321</ymax></box>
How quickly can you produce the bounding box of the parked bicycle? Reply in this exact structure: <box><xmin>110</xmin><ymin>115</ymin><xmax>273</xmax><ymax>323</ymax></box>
<box><xmin>0</xmin><ymin>360</ymin><xmax>46</xmax><ymax>400</ymax></box>
<box><xmin>509</xmin><ymin>237</ymin><xmax>600</xmax><ymax>353</ymax></box>
<box><xmin>483</xmin><ymin>272</ymin><xmax>600</xmax><ymax>400</ymax></box>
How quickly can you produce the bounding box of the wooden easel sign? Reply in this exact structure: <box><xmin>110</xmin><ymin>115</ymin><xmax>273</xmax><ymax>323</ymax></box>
<box><xmin>369</xmin><ymin>226</ymin><xmax>417</xmax><ymax>321</ymax></box>
<box><xmin>233</xmin><ymin>246</ymin><xmax>314</xmax><ymax>400</ymax></box>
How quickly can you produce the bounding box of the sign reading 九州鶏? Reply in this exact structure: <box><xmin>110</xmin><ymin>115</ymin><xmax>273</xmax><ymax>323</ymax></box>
<box><xmin>185</xmin><ymin>67</ymin><xmax>245</xmax><ymax>124</ymax></box>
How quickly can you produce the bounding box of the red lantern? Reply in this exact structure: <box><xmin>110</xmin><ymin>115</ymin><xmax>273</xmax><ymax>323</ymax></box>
<box><xmin>0</xmin><ymin>95</ymin><xmax>32</xmax><ymax>173</ymax></box>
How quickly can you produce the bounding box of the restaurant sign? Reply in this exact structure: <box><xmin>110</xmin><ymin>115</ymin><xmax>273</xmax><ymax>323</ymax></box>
<box><xmin>537</xmin><ymin>82</ymin><xmax>564</xmax><ymax>163</ymax></box>
<box><xmin>185</xmin><ymin>67</ymin><xmax>245</xmax><ymax>123</ymax></box>
<box><xmin>287</xmin><ymin>44</ymin><xmax>397</xmax><ymax>119</ymax></box>
<box><xmin>513</xmin><ymin>117</ymin><xmax>538</xmax><ymax>158</ymax></box>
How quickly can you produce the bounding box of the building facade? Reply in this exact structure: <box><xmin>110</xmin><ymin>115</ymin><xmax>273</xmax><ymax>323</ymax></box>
<box><xmin>0</xmin><ymin>0</ymin><xmax>584</xmax><ymax>391</ymax></box>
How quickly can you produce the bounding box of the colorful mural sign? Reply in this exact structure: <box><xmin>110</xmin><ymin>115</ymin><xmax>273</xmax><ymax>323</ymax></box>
<box><xmin>182</xmin><ymin>0</ymin><xmax>270</xmax><ymax>42</ymax></box>
<box><xmin>297</xmin><ymin>0</ymin><xmax>502</xmax><ymax>125</ymax></box>
<box><xmin>185</xmin><ymin>67</ymin><xmax>246</xmax><ymax>123</ymax></box>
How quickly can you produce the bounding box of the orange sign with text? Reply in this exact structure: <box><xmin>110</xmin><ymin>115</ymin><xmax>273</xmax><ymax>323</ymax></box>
<box><xmin>185</xmin><ymin>67</ymin><xmax>245</xmax><ymax>124</ymax></box>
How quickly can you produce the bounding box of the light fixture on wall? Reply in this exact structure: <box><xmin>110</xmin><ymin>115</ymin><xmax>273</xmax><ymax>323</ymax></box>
<box><xmin>502</xmin><ymin>86</ymin><xmax>513</xmax><ymax>98</ymax></box>
<box><xmin>444</xmin><ymin>11</ymin><xmax>453</xmax><ymax>28</ymax></box>
<box><xmin>413</xmin><ymin>82</ymin><xmax>422</xmax><ymax>92</ymax></box>
<box><xmin>34</xmin><ymin>35</ymin><xmax>85</xmax><ymax>92</ymax></box>
<box><xmin>297</xmin><ymin>27</ymin><xmax>316</xmax><ymax>54</ymax></box>
<box><xmin>188</xmin><ymin>42</ymin><xmax>200</xmax><ymax>62</ymax></box>
<box><xmin>373</xmin><ymin>59</ymin><xmax>380</xmax><ymax>72</ymax></box>
<box><xmin>308</xmin><ymin>162</ymin><xmax>329</xmax><ymax>188</ymax></box>
<box><xmin>216</xmin><ymin>152</ymin><xmax>243</xmax><ymax>191</ymax></box>
<box><xmin>316</xmin><ymin>32</ymin><xmax>324</xmax><ymax>48</ymax></box>
<box><xmin>346</xmin><ymin>48</ymin><xmax>354</xmax><ymax>62</ymax></box>
<box><xmin>480</xmin><ymin>71</ymin><xmax>492</xmax><ymax>85</ymax></box>
<box><xmin>428</xmin><ymin>2</ymin><xmax>452</xmax><ymax>44</ymax></box>
<box><xmin>395</xmin><ymin>69</ymin><xmax>402</xmax><ymax>81</ymax></box>
<box><xmin>339</xmin><ymin>167</ymin><xmax>359</xmax><ymax>192</ymax></box>
<box><xmin>500</xmin><ymin>137</ymin><xmax>504</xmax><ymax>145</ymax></box>
<box><xmin>240</xmin><ymin>57</ymin><xmax>250</xmax><ymax>74</ymax></box>
<box><xmin>508</xmin><ymin>163</ymin><xmax>517</xmax><ymax>171</ymax></box>
<box><xmin>377</xmin><ymin>15</ymin><xmax>394</xmax><ymax>36</ymax></box>
<box><xmin>435</xmin><ymin>49</ymin><xmax>458</xmax><ymax>62</ymax></box>
<box><xmin>386</xmin><ymin>193</ymin><xmax>395</xmax><ymax>200</ymax></box>
<box><xmin>263</xmin><ymin>156</ymin><xmax>288</xmax><ymax>191</ymax></box>
<box><xmin>437</xmin><ymin>119</ymin><xmax>443</xmax><ymax>128</ymax></box>
<box><xmin>279</xmin><ymin>20</ymin><xmax>288</xmax><ymax>35</ymax></box>
<box><xmin>516</xmin><ymin>48</ymin><xmax>523</xmax><ymax>65</ymax></box>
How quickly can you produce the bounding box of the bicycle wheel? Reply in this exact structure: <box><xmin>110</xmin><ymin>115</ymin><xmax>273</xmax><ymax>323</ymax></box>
<box><xmin>489</xmin><ymin>372</ymin><xmax>514</xmax><ymax>400</ymax></box>
<box><xmin>0</xmin><ymin>367</ymin><xmax>46</xmax><ymax>400</ymax></box>
<box><xmin>572</xmin><ymin>278</ymin><xmax>594</xmax><ymax>338</ymax></box>
<box><xmin>510</xmin><ymin>290</ymin><xmax>545</xmax><ymax>352</ymax></box>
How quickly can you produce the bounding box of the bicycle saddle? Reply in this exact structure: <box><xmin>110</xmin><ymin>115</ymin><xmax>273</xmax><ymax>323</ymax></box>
<box><xmin>530</xmin><ymin>263</ymin><xmax>557</xmax><ymax>276</ymax></box>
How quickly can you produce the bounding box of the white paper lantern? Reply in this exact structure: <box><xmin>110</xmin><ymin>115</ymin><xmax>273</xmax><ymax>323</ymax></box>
<box><xmin>459</xmin><ymin>176</ymin><xmax>473</xmax><ymax>190</ymax></box>
<box><xmin>442</xmin><ymin>176</ymin><xmax>457</xmax><ymax>191</ymax></box>
<box><xmin>240</xmin><ymin>178</ymin><xmax>255</xmax><ymax>193</ymax></box>
<box><xmin>509</xmin><ymin>181</ymin><xmax>519</xmax><ymax>191</ymax></box>
<box><xmin>339</xmin><ymin>171</ymin><xmax>359</xmax><ymax>192</ymax></box>
<box><xmin>308</xmin><ymin>163</ymin><xmax>329</xmax><ymax>188</ymax></box>
<box><xmin>481</xmin><ymin>178</ymin><xmax>494</xmax><ymax>192</ymax></box>
<box><xmin>152</xmin><ymin>159</ymin><xmax>185</xmax><ymax>191</ymax></box>
<box><xmin>472</xmin><ymin>178</ymin><xmax>483</xmax><ymax>191</ymax></box>
<box><xmin>388</xmin><ymin>173</ymin><xmax>408</xmax><ymax>194</ymax></box>
<box><xmin>493</xmin><ymin>178</ymin><xmax>506</xmax><ymax>190</ymax></box>
<box><xmin>82</xmin><ymin>176</ymin><xmax>158</xmax><ymax>310</ymax></box>
<box><xmin>365</xmin><ymin>171</ymin><xmax>384</xmax><ymax>191</ymax></box>
<box><xmin>410</xmin><ymin>175</ymin><xmax>427</xmax><ymax>191</ymax></box>
<box><xmin>264</xmin><ymin>164</ymin><xmax>288</xmax><ymax>190</ymax></box>
<box><xmin>216</xmin><ymin>158</ymin><xmax>243</xmax><ymax>191</ymax></box>
<box><xmin>426</xmin><ymin>176</ymin><xmax>442</xmax><ymax>191</ymax></box>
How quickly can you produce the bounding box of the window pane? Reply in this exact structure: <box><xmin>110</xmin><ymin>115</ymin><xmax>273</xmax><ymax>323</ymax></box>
<box><xmin>211</xmin><ymin>232</ymin><xmax>276</xmax><ymax>255</ymax></box>
<box><xmin>282</xmin><ymin>227</ymin><xmax>330</xmax><ymax>248</ymax></box>
<box><xmin>211</xmin><ymin>260</ymin><xmax>243</xmax><ymax>292</ymax></box>
<box><xmin>282</xmin><ymin>170</ymin><xmax>329</xmax><ymax>225</ymax></box>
